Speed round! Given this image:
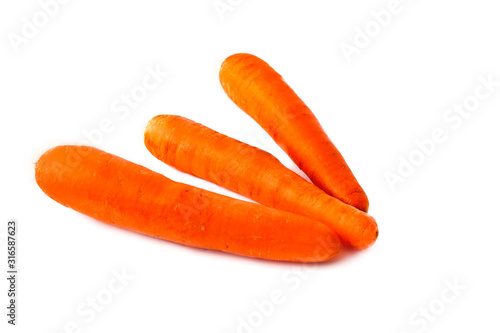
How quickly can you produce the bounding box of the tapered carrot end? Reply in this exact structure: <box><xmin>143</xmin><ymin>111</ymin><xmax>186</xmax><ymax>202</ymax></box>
<box><xmin>346</xmin><ymin>190</ymin><xmax>370</xmax><ymax>213</ymax></box>
<box><xmin>329</xmin><ymin>235</ymin><xmax>343</xmax><ymax>259</ymax></box>
<box><xmin>325</xmin><ymin>231</ymin><xmax>343</xmax><ymax>260</ymax></box>
<box><xmin>219</xmin><ymin>53</ymin><xmax>268</xmax><ymax>97</ymax></box>
<box><xmin>220</xmin><ymin>53</ymin><xmax>255</xmax><ymax>73</ymax></box>
<box><xmin>308</xmin><ymin>229</ymin><xmax>342</xmax><ymax>263</ymax></box>
<box><xmin>144</xmin><ymin>114</ymin><xmax>168</xmax><ymax>140</ymax></box>
<box><xmin>356</xmin><ymin>219</ymin><xmax>378</xmax><ymax>250</ymax></box>
<box><xmin>35</xmin><ymin>146</ymin><xmax>70</xmax><ymax>190</ymax></box>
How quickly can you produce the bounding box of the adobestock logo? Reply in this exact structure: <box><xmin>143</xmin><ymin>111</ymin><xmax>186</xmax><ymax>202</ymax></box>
<box><xmin>7</xmin><ymin>0</ymin><xmax>72</xmax><ymax>54</ymax></box>
<box><xmin>230</xmin><ymin>248</ymin><xmax>331</xmax><ymax>333</ymax></box>
<box><xmin>47</xmin><ymin>64</ymin><xmax>167</xmax><ymax>183</ymax></box>
<box><xmin>397</xmin><ymin>278</ymin><xmax>466</xmax><ymax>333</ymax></box>
<box><xmin>235</xmin><ymin>290</ymin><xmax>286</xmax><ymax>333</ymax></box>
<box><xmin>212</xmin><ymin>0</ymin><xmax>245</xmax><ymax>21</ymax></box>
<box><xmin>385</xmin><ymin>74</ymin><xmax>499</xmax><ymax>192</ymax></box>
<box><xmin>82</xmin><ymin>64</ymin><xmax>168</xmax><ymax>148</ymax></box>
<box><xmin>339</xmin><ymin>0</ymin><xmax>421</xmax><ymax>64</ymax></box>
<box><xmin>233</xmin><ymin>265</ymin><xmax>312</xmax><ymax>333</ymax></box>
<box><xmin>50</xmin><ymin>267</ymin><xmax>134</xmax><ymax>333</ymax></box>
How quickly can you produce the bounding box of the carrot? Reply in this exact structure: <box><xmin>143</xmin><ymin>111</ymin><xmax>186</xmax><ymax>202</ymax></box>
<box><xmin>144</xmin><ymin>115</ymin><xmax>378</xmax><ymax>249</ymax></box>
<box><xmin>219</xmin><ymin>53</ymin><xmax>369</xmax><ymax>212</ymax></box>
<box><xmin>35</xmin><ymin>145</ymin><xmax>341</xmax><ymax>262</ymax></box>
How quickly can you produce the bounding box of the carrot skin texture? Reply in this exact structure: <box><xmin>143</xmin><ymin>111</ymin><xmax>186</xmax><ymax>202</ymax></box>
<box><xmin>35</xmin><ymin>145</ymin><xmax>340</xmax><ymax>262</ymax></box>
<box><xmin>145</xmin><ymin>115</ymin><xmax>378</xmax><ymax>249</ymax></box>
<box><xmin>219</xmin><ymin>53</ymin><xmax>369</xmax><ymax>212</ymax></box>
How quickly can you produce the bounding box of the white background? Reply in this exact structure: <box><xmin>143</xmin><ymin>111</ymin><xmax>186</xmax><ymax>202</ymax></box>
<box><xmin>1</xmin><ymin>0</ymin><xmax>500</xmax><ymax>332</ymax></box>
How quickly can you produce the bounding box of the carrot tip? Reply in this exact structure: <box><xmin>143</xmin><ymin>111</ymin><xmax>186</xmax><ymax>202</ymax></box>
<box><xmin>345</xmin><ymin>191</ymin><xmax>370</xmax><ymax>213</ymax></box>
<box><xmin>360</xmin><ymin>220</ymin><xmax>379</xmax><ymax>249</ymax></box>
<box><xmin>315</xmin><ymin>231</ymin><xmax>342</xmax><ymax>262</ymax></box>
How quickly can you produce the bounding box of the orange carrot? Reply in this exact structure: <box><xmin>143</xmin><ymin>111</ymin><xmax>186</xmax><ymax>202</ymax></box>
<box><xmin>219</xmin><ymin>53</ymin><xmax>369</xmax><ymax>212</ymax></box>
<box><xmin>35</xmin><ymin>145</ymin><xmax>341</xmax><ymax>262</ymax></box>
<box><xmin>145</xmin><ymin>115</ymin><xmax>378</xmax><ymax>249</ymax></box>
